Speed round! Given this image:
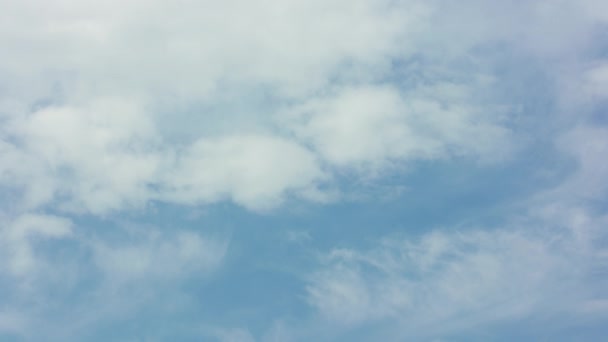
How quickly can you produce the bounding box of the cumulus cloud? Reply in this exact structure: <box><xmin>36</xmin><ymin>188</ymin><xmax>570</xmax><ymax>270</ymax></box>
<box><xmin>6</xmin><ymin>98</ymin><xmax>160</xmax><ymax>212</ymax></box>
<box><xmin>163</xmin><ymin>134</ymin><xmax>327</xmax><ymax>211</ymax></box>
<box><xmin>284</xmin><ymin>85</ymin><xmax>438</xmax><ymax>167</ymax></box>
<box><xmin>282</xmin><ymin>81</ymin><xmax>512</xmax><ymax>170</ymax></box>
<box><xmin>0</xmin><ymin>0</ymin><xmax>522</xmax><ymax>214</ymax></box>
<box><xmin>2</xmin><ymin>101</ymin><xmax>329</xmax><ymax>214</ymax></box>
<box><xmin>0</xmin><ymin>0</ymin><xmax>430</xmax><ymax>106</ymax></box>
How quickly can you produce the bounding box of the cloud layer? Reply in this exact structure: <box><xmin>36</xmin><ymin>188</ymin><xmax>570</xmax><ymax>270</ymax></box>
<box><xmin>0</xmin><ymin>0</ymin><xmax>522</xmax><ymax>214</ymax></box>
<box><xmin>1</xmin><ymin>0</ymin><xmax>608</xmax><ymax>341</ymax></box>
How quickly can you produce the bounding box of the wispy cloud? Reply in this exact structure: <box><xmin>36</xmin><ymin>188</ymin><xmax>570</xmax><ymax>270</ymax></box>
<box><xmin>303</xmin><ymin>112</ymin><xmax>608</xmax><ymax>341</ymax></box>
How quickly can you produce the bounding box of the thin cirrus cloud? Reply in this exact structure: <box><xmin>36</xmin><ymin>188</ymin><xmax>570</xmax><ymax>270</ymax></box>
<box><xmin>0</xmin><ymin>0</ymin><xmax>608</xmax><ymax>341</ymax></box>
<box><xmin>0</xmin><ymin>212</ymin><xmax>228</xmax><ymax>340</ymax></box>
<box><xmin>0</xmin><ymin>213</ymin><xmax>72</xmax><ymax>277</ymax></box>
<box><xmin>305</xmin><ymin>204</ymin><xmax>607</xmax><ymax>340</ymax></box>
<box><xmin>303</xmin><ymin>129</ymin><xmax>608</xmax><ymax>340</ymax></box>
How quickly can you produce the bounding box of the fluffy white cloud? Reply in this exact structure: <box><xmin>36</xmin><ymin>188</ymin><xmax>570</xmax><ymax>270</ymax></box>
<box><xmin>284</xmin><ymin>85</ymin><xmax>437</xmax><ymax>167</ymax></box>
<box><xmin>7</xmin><ymin>98</ymin><xmax>160</xmax><ymax>213</ymax></box>
<box><xmin>0</xmin><ymin>0</ymin><xmax>430</xmax><ymax>100</ymax></box>
<box><xmin>163</xmin><ymin>134</ymin><xmax>327</xmax><ymax>211</ymax></box>
<box><xmin>0</xmin><ymin>0</ymin><xmax>522</xmax><ymax>214</ymax></box>
<box><xmin>282</xmin><ymin>82</ymin><xmax>512</xmax><ymax>170</ymax></box>
<box><xmin>2</xmin><ymin>102</ymin><xmax>328</xmax><ymax>213</ymax></box>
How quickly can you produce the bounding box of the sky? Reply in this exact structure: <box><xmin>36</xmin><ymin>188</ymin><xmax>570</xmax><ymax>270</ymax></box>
<box><xmin>1</xmin><ymin>0</ymin><xmax>608</xmax><ymax>341</ymax></box>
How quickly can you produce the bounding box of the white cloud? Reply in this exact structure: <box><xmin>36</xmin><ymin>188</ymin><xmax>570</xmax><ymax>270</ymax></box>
<box><xmin>0</xmin><ymin>212</ymin><xmax>228</xmax><ymax>285</ymax></box>
<box><xmin>306</xmin><ymin>220</ymin><xmax>599</xmax><ymax>339</ymax></box>
<box><xmin>0</xmin><ymin>1</ymin><xmax>607</xmax><ymax>340</ymax></box>
<box><xmin>0</xmin><ymin>0</ymin><xmax>430</xmax><ymax>100</ymax></box>
<box><xmin>283</xmin><ymin>82</ymin><xmax>512</xmax><ymax>171</ymax></box>
<box><xmin>0</xmin><ymin>0</ymin><xmax>526</xmax><ymax>215</ymax></box>
<box><xmin>9</xmin><ymin>98</ymin><xmax>161</xmax><ymax>213</ymax></box>
<box><xmin>2</xmin><ymin>104</ymin><xmax>328</xmax><ymax>213</ymax></box>
<box><xmin>0</xmin><ymin>213</ymin><xmax>72</xmax><ymax>277</ymax></box>
<box><xmin>0</xmin><ymin>214</ymin><xmax>229</xmax><ymax>340</ymax></box>
<box><xmin>92</xmin><ymin>227</ymin><xmax>227</xmax><ymax>282</ymax></box>
<box><xmin>552</xmin><ymin>125</ymin><xmax>608</xmax><ymax>200</ymax></box>
<box><xmin>583</xmin><ymin>62</ymin><xmax>608</xmax><ymax>99</ymax></box>
<box><xmin>304</xmin><ymin>119</ymin><xmax>608</xmax><ymax>340</ymax></box>
<box><xmin>162</xmin><ymin>134</ymin><xmax>328</xmax><ymax>211</ymax></box>
<box><xmin>284</xmin><ymin>85</ymin><xmax>437</xmax><ymax>167</ymax></box>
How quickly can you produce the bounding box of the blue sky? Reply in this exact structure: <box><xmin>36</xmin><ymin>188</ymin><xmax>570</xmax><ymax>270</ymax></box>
<box><xmin>1</xmin><ymin>0</ymin><xmax>608</xmax><ymax>341</ymax></box>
